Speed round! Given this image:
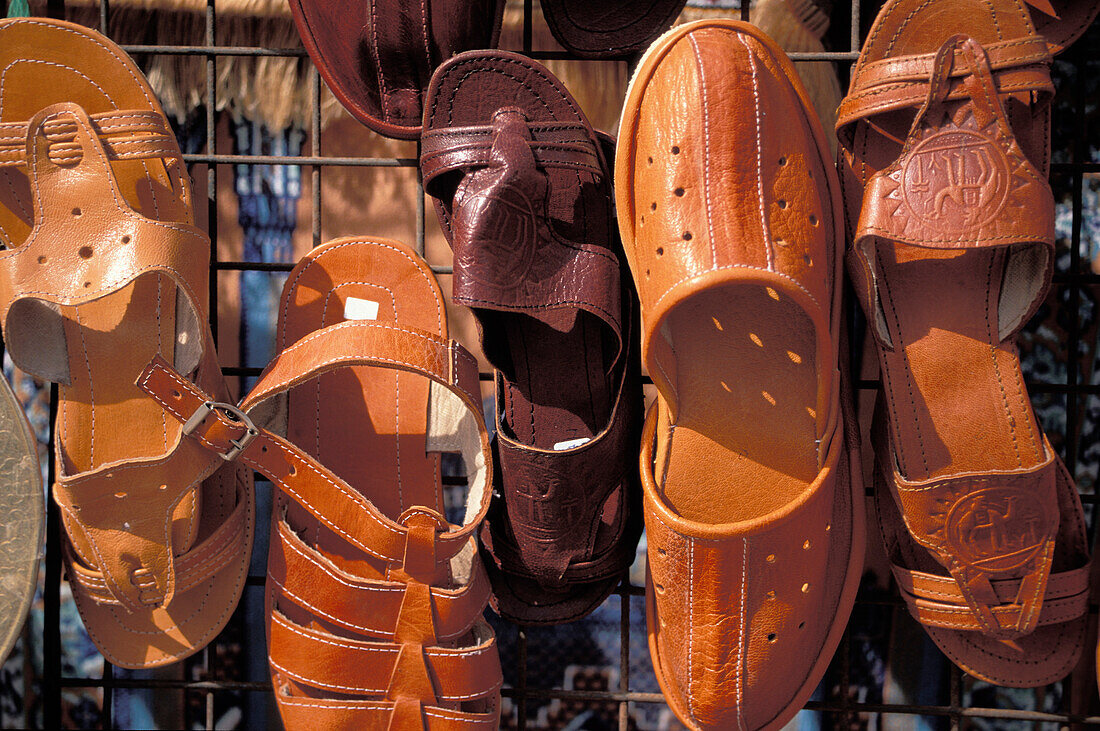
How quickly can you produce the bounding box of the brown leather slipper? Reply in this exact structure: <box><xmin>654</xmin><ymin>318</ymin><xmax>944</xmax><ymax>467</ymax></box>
<box><xmin>617</xmin><ymin>20</ymin><xmax>863</xmax><ymax>729</ymax></box>
<box><xmin>287</xmin><ymin>0</ymin><xmax>506</xmax><ymax>139</ymax></box>
<box><xmin>139</xmin><ymin>237</ymin><xmax>502</xmax><ymax>728</ymax></box>
<box><xmin>0</xmin><ymin>374</ymin><xmax>42</xmax><ymax>664</ymax></box>
<box><xmin>420</xmin><ymin>50</ymin><xmax>644</xmax><ymax>625</ymax></box>
<box><xmin>837</xmin><ymin>1</ymin><xmax>1091</xmax><ymax>687</ymax></box>
<box><xmin>0</xmin><ymin>18</ymin><xmax>253</xmax><ymax>669</ymax></box>
<box><xmin>539</xmin><ymin>0</ymin><xmax>689</xmax><ymax>58</ymax></box>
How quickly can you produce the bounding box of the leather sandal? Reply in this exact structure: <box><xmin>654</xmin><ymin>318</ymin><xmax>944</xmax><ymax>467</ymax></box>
<box><xmin>420</xmin><ymin>50</ymin><xmax>644</xmax><ymax>625</ymax></box>
<box><xmin>0</xmin><ymin>18</ymin><xmax>253</xmax><ymax>668</ymax></box>
<box><xmin>836</xmin><ymin>1</ymin><xmax>1091</xmax><ymax>687</ymax></box>
<box><xmin>139</xmin><ymin>237</ymin><xmax>502</xmax><ymax>728</ymax></box>
<box><xmin>539</xmin><ymin>0</ymin><xmax>689</xmax><ymax>58</ymax></box>
<box><xmin>0</xmin><ymin>374</ymin><xmax>42</xmax><ymax>664</ymax></box>
<box><xmin>288</xmin><ymin>0</ymin><xmax>506</xmax><ymax>139</ymax></box>
<box><xmin>616</xmin><ymin>20</ymin><xmax>863</xmax><ymax>729</ymax></box>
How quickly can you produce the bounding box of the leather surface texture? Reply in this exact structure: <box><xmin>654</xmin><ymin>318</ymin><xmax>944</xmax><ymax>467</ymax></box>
<box><xmin>836</xmin><ymin>0</ymin><xmax>1091</xmax><ymax>688</ymax></box>
<box><xmin>421</xmin><ymin>50</ymin><xmax>644</xmax><ymax>626</ymax></box>
<box><xmin>140</xmin><ymin>237</ymin><xmax>502</xmax><ymax>729</ymax></box>
<box><xmin>539</xmin><ymin>0</ymin><xmax>689</xmax><ymax>58</ymax></box>
<box><xmin>287</xmin><ymin>0</ymin><xmax>506</xmax><ymax>139</ymax></box>
<box><xmin>1024</xmin><ymin>0</ymin><xmax>1100</xmax><ymax>54</ymax></box>
<box><xmin>615</xmin><ymin>19</ymin><xmax>864</xmax><ymax>730</ymax></box>
<box><xmin>0</xmin><ymin>18</ymin><xmax>253</xmax><ymax>668</ymax></box>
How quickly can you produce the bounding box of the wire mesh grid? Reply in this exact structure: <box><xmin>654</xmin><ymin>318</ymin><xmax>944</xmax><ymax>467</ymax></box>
<box><xmin>7</xmin><ymin>0</ymin><xmax>1097</xmax><ymax>728</ymax></box>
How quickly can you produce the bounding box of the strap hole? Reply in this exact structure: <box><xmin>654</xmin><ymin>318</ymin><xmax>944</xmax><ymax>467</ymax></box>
<box><xmin>83</xmin><ymin>282</ymin><xmax>91</xmax><ymax>288</ymax></box>
<box><xmin>765</xmin><ymin>554</ymin><xmax>776</xmax><ymax>563</ymax></box>
<box><xmin>803</xmin><ymin>254</ymin><xmax>812</xmax><ymax>266</ymax></box>
<box><xmin>788</xmin><ymin>351</ymin><xmax>802</xmax><ymax>364</ymax></box>
<box><xmin>720</xmin><ymin>381</ymin><xmax>731</xmax><ymax>392</ymax></box>
<box><xmin>78</xmin><ymin>246</ymin><xmax>94</xmax><ymax>259</ymax></box>
<box><xmin>641</xmin><ymin>216</ymin><xmax>645</xmax><ymax>224</ymax></box>
<box><xmin>766</xmin><ymin>590</ymin><xmax>776</xmax><ymax>600</ymax></box>
<box><xmin>654</xmin><ymin>583</ymin><xmax>666</xmax><ymax>594</ymax></box>
<box><xmin>749</xmin><ymin>333</ymin><xmax>763</xmax><ymax>347</ymax></box>
<box><xmin>656</xmin><ymin>247</ymin><xmax>664</xmax><ymax>256</ymax></box>
<box><xmin>767</xmin><ymin>632</ymin><xmax>777</xmax><ymax>643</ymax></box>
<box><xmin>37</xmin><ymin>256</ymin><xmax>47</xmax><ymax>265</ymax></box>
<box><xmin>682</xmin><ymin>231</ymin><xmax>692</xmax><ymax>241</ymax></box>
<box><xmin>803</xmin><ymin>539</ymin><xmax>811</xmax><ymax>550</ymax></box>
<box><xmin>158</xmin><ymin>484</ymin><xmax>167</xmax><ymax>491</ymax></box>
<box><xmin>657</xmin><ymin>547</ymin><xmax>667</xmax><ymax>556</ymax></box>
<box><xmin>762</xmin><ymin>391</ymin><xmax>776</xmax><ymax>405</ymax></box>
<box><xmin>778</xmin><ymin>156</ymin><xmax>787</xmax><ymax>166</ymax></box>
<box><xmin>123</xmin><ymin>522</ymin><xmax>131</xmax><ymax>530</ymax></box>
<box><xmin>289</xmin><ymin>465</ymin><xmax>297</xmax><ymax>476</ymax></box>
<box><xmin>650</xmin><ymin>202</ymin><xmax>657</xmax><ymax>211</ymax></box>
<box><xmin>121</xmin><ymin>235</ymin><xmax>131</xmax><ymax>244</ymax></box>
<box><xmin>801</xmin><ymin>582</ymin><xmax>810</xmax><ymax>593</ymax></box>
<box><xmin>825</xmin><ymin>523</ymin><xmax>831</xmax><ymax>532</ymax></box>
<box><xmin>671</xmin><ymin>146</ymin><xmax>680</xmax><ymax>154</ymax></box>
<box><xmin>674</xmin><ymin>187</ymin><xmax>685</xmax><ymax>197</ymax></box>
<box><xmin>261</xmin><ymin>445</ymin><xmax>268</xmax><ymax>453</ymax></box>
<box><xmin>808</xmin><ymin>214</ymin><xmax>818</xmax><ymax>226</ymax></box>
<box><xmin>647</xmin><ymin>156</ymin><xmax>653</xmax><ymax>164</ymax></box>
<box><xmin>798</xmin><ymin>621</ymin><xmax>805</xmax><ymax>630</ymax></box>
<box><xmin>712</xmin><ymin>317</ymin><xmax>723</xmax><ymax>331</ymax></box>
<box><xmin>777</xmin><ymin>199</ymin><xmax>788</xmax><ymax>209</ymax></box>
<box><xmin>71</xmin><ymin>207</ymin><xmax>81</xmax><ymax>217</ymax></box>
<box><xmin>114</xmin><ymin>492</ymin><xmax>127</xmax><ymax>499</ymax></box>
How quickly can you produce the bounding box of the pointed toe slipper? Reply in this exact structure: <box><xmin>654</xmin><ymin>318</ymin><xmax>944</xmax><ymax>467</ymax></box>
<box><xmin>617</xmin><ymin>20</ymin><xmax>864</xmax><ymax>730</ymax></box>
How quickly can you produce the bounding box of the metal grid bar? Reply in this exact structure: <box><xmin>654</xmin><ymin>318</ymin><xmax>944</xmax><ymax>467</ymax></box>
<box><xmin>22</xmin><ymin>0</ymin><xmax>1097</xmax><ymax>729</ymax></box>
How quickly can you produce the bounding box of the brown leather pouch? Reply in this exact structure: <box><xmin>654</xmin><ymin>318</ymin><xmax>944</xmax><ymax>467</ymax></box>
<box><xmin>421</xmin><ymin>50</ymin><xmax>644</xmax><ymax>625</ymax></box>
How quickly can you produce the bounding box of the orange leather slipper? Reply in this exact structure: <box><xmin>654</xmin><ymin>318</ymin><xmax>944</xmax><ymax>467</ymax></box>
<box><xmin>616</xmin><ymin>20</ymin><xmax>863</xmax><ymax>730</ymax></box>
<box><xmin>0</xmin><ymin>18</ymin><xmax>253</xmax><ymax>668</ymax></box>
<box><xmin>837</xmin><ymin>0</ymin><xmax>1091</xmax><ymax>687</ymax></box>
<box><xmin>139</xmin><ymin>237</ymin><xmax>502</xmax><ymax>728</ymax></box>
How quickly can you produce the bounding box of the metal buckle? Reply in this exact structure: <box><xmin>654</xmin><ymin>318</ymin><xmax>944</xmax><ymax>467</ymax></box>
<box><xmin>182</xmin><ymin>400</ymin><xmax>259</xmax><ymax>461</ymax></box>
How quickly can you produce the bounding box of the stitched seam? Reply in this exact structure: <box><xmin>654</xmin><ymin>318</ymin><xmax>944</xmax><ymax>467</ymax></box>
<box><xmin>738</xmin><ymin>33</ymin><xmax>774</xmax><ymax>270</ymax></box>
<box><xmin>687</xmin><ymin>35</ymin><xmax>717</xmax><ymax>268</ymax></box>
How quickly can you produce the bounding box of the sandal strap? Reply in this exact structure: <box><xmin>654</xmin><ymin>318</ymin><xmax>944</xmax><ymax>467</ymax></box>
<box><xmin>269</xmin><ymin>518</ymin><xmax>489</xmax><ymax>642</ymax></box>
<box><xmin>137</xmin><ymin>320</ymin><xmax>492</xmax><ymax>570</ymax></box>
<box><xmin>61</xmin><ymin>471</ymin><xmax>249</xmax><ymax>605</ymax></box>
<box><xmin>274</xmin><ymin>696</ymin><xmax>497</xmax><ymax>730</ymax></box>
<box><xmin>420</xmin><ymin>116</ymin><xmax>604</xmax><ymax>187</ymax></box>
<box><xmin>0</xmin><ymin>103</ymin><xmax>209</xmax><ymax>384</ymax></box>
<box><xmin>836</xmin><ymin>35</ymin><xmax>1052</xmax><ymax>140</ymax></box>
<box><xmin>267</xmin><ymin>610</ymin><xmax>502</xmax><ymax>703</ymax></box>
<box><xmin>850</xmin><ymin>36</ymin><xmax>1054</xmax><ymax>350</ymax></box>
<box><xmin>892</xmin><ymin>563</ymin><xmax>1089</xmax><ymax>632</ymax></box>
<box><xmin>0</xmin><ymin>109</ymin><xmax>178</xmax><ymax>168</ymax></box>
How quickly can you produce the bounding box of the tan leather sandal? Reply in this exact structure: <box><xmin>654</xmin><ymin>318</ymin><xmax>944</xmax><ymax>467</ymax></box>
<box><xmin>837</xmin><ymin>0</ymin><xmax>1091</xmax><ymax>687</ymax></box>
<box><xmin>139</xmin><ymin>237</ymin><xmax>502</xmax><ymax>728</ymax></box>
<box><xmin>616</xmin><ymin>20</ymin><xmax>863</xmax><ymax>730</ymax></box>
<box><xmin>0</xmin><ymin>18</ymin><xmax>253</xmax><ymax>668</ymax></box>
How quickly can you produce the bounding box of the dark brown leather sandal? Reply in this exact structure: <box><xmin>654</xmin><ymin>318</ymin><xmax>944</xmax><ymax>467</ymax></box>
<box><xmin>287</xmin><ymin>0</ymin><xmax>506</xmax><ymax>139</ymax></box>
<box><xmin>539</xmin><ymin>0</ymin><xmax>689</xmax><ymax>58</ymax></box>
<box><xmin>420</xmin><ymin>50</ymin><xmax>643</xmax><ymax>625</ymax></box>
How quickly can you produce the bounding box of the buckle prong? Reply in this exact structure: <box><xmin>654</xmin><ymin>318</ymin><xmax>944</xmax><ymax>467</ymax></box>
<box><xmin>182</xmin><ymin>400</ymin><xmax>259</xmax><ymax>461</ymax></box>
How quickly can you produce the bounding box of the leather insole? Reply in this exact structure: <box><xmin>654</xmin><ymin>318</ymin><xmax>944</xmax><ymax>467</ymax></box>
<box><xmin>875</xmin><ymin>243</ymin><xmax>1045</xmax><ymax>480</ymax></box>
<box><xmin>491</xmin><ymin>311</ymin><xmax>612</xmax><ymax>449</ymax></box>
<box><xmin>659</xmin><ymin>284</ymin><xmax>820</xmax><ymax>524</ymax></box>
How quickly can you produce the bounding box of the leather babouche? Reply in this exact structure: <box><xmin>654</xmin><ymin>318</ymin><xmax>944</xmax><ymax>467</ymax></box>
<box><xmin>616</xmin><ymin>19</ymin><xmax>863</xmax><ymax>730</ymax></box>
<box><xmin>836</xmin><ymin>0</ymin><xmax>1091</xmax><ymax>687</ymax></box>
<box><xmin>139</xmin><ymin>237</ymin><xmax>502</xmax><ymax>728</ymax></box>
<box><xmin>0</xmin><ymin>18</ymin><xmax>253</xmax><ymax>668</ymax></box>
<box><xmin>287</xmin><ymin>0</ymin><xmax>506</xmax><ymax>139</ymax></box>
<box><xmin>420</xmin><ymin>50</ymin><xmax>644</xmax><ymax>625</ymax></box>
<box><xmin>539</xmin><ymin>0</ymin><xmax>689</xmax><ymax>58</ymax></box>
